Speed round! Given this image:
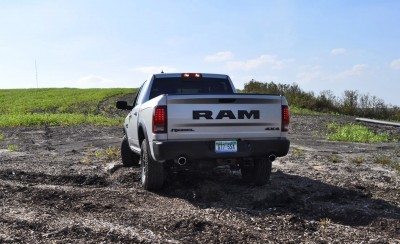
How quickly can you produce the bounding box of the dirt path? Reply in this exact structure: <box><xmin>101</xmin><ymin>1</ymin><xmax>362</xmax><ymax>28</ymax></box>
<box><xmin>0</xmin><ymin>115</ymin><xmax>399</xmax><ymax>243</ymax></box>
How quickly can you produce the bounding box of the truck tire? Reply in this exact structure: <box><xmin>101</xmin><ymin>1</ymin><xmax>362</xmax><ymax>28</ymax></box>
<box><xmin>140</xmin><ymin>139</ymin><xmax>164</xmax><ymax>190</ymax></box>
<box><xmin>253</xmin><ymin>158</ymin><xmax>272</xmax><ymax>186</ymax></box>
<box><xmin>240</xmin><ymin>165</ymin><xmax>253</xmax><ymax>183</ymax></box>
<box><xmin>121</xmin><ymin>135</ymin><xmax>139</xmax><ymax>167</ymax></box>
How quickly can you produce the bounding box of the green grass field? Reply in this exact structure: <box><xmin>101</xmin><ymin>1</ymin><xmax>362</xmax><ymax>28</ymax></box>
<box><xmin>326</xmin><ymin>122</ymin><xmax>391</xmax><ymax>143</ymax></box>
<box><xmin>0</xmin><ymin>88</ymin><xmax>319</xmax><ymax>127</ymax></box>
<box><xmin>0</xmin><ymin>88</ymin><xmax>136</xmax><ymax>127</ymax></box>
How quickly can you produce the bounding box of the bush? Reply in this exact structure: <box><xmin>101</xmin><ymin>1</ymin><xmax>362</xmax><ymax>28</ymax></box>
<box><xmin>243</xmin><ymin>80</ymin><xmax>400</xmax><ymax>121</ymax></box>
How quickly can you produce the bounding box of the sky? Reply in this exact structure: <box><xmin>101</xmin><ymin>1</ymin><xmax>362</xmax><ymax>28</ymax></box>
<box><xmin>0</xmin><ymin>0</ymin><xmax>399</xmax><ymax>106</ymax></box>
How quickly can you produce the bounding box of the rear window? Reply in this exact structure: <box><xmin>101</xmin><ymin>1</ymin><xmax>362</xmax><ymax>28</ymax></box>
<box><xmin>149</xmin><ymin>77</ymin><xmax>234</xmax><ymax>99</ymax></box>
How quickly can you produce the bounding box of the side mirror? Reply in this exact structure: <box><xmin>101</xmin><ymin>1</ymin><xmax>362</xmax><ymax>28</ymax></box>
<box><xmin>116</xmin><ymin>101</ymin><xmax>133</xmax><ymax>110</ymax></box>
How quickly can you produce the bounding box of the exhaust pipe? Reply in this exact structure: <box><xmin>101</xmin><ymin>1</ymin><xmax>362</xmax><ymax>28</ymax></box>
<box><xmin>268</xmin><ymin>154</ymin><xmax>276</xmax><ymax>162</ymax></box>
<box><xmin>176</xmin><ymin>156</ymin><xmax>187</xmax><ymax>166</ymax></box>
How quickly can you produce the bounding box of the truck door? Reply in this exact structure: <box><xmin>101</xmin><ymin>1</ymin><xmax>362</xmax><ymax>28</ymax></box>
<box><xmin>127</xmin><ymin>87</ymin><xmax>142</xmax><ymax>150</ymax></box>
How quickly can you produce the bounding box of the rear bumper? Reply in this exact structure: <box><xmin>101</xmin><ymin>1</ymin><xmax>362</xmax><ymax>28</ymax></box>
<box><xmin>151</xmin><ymin>138</ymin><xmax>290</xmax><ymax>161</ymax></box>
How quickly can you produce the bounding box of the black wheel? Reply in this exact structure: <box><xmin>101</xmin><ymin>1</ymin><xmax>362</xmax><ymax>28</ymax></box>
<box><xmin>140</xmin><ymin>139</ymin><xmax>164</xmax><ymax>190</ymax></box>
<box><xmin>253</xmin><ymin>158</ymin><xmax>272</xmax><ymax>186</ymax></box>
<box><xmin>121</xmin><ymin>135</ymin><xmax>140</xmax><ymax>167</ymax></box>
<box><xmin>240</xmin><ymin>164</ymin><xmax>254</xmax><ymax>183</ymax></box>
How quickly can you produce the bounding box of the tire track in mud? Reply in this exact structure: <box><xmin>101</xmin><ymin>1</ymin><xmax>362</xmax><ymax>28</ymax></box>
<box><xmin>0</xmin><ymin>177</ymin><xmax>168</xmax><ymax>243</ymax></box>
<box><xmin>0</xmin><ymin>169</ymin><xmax>110</xmax><ymax>186</ymax></box>
<box><xmin>0</xmin><ymin>176</ymin><xmax>265</xmax><ymax>243</ymax></box>
<box><xmin>1</xmin><ymin>117</ymin><xmax>400</xmax><ymax>242</ymax></box>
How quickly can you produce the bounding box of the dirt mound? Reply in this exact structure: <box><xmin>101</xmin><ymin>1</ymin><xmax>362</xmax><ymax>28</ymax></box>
<box><xmin>0</xmin><ymin>115</ymin><xmax>399</xmax><ymax>243</ymax></box>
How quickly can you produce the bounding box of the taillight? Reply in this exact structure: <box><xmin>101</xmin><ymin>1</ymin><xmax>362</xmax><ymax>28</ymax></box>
<box><xmin>153</xmin><ymin>106</ymin><xmax>167</xmax><ymax>133</ymax></box>
<box><xmin>181</xmin><ymin>73</ymin><xmax>202</xmax><ymax>78</ymax></box>
<box><xmin>282</xmin><ymin>105</ymin><xmax>290</xmax><ymax>132</ymax></box>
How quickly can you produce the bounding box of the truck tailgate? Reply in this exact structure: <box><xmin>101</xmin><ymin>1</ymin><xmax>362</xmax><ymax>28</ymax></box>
<box><xmin>166</xmin><ymin>94</ymin><xmax>283</xmax><ymax>140</ymax></box>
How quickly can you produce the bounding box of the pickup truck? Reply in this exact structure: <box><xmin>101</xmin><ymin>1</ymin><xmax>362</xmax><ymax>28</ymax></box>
<box><xmin>116</xmin><ymin>73</ymin><xmax>290</xmax><ymax>190</ymax></box>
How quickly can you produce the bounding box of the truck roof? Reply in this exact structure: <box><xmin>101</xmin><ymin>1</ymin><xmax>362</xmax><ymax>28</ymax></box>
<box><xmin>153</xmin><ymin>73</ymin><xmax>229</xmax><ymax>79</ymax></box>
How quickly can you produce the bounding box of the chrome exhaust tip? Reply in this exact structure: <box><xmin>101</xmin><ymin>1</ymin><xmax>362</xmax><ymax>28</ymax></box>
<box><xmin>176</xmin><ymin>156</ymin><xmax>187</xmax><ymax>166</ymax></box>
<box><xmin>268</xmin><ymin>154</ymin><xmax>276</xmax><ymax>162</ymax></box>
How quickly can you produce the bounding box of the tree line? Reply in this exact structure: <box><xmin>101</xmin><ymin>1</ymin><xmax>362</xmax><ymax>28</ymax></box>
<box><xmin>241</xmin><ymin>79</ymin><xmax>400</xmax><ymax>121</ymax></box>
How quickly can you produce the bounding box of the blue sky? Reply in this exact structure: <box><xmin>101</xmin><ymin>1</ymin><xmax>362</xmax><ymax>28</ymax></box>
<box><xmin>1</xmin><ymin>0</ymin><xmax>399</xmax><ymax>106</ymax></box>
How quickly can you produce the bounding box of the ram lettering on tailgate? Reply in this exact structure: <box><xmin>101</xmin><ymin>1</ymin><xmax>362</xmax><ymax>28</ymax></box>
<box><xmin>193</xmin><ymin>110</ymin><xmax>260</xmax><ymax>120</ymax></box>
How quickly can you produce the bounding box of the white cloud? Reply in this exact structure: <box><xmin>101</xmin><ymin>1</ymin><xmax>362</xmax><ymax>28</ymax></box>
<box><xmin>390</xmin><ymin>59</ymin><xmax>400</xmax><ymax>70</ymax></box>
<box><xmin>336</xmin><ymin>64</ymin><xmax>368</xmax><ymax>78</ymax></box>
<box><xmin>331</xmin><ymin>48</ymin><xmax>346</xmax><ymax>55</ymax></box>
<box><xmin>226</xmin><ymin>54</ymin><xmax>285</xmax><ymax>71</ymax></box>
<box><xmin>76</xmin><ymin>75</ymin><xmax>115</xmax><ymax>88</ymax></box>
<box><xmin>131</xmin><ymin>66</ymin><xmax>177</xmax><ymax>74</ymax></box>
<box><xmin>296</xmin><ymin>66</ymin><xmax>327</xmax><ymax>84</ymax></box>
<box><xmin>205</xmin><ymin>51</ymin><xmax>233</xmax><ymax>62</ymax></box>
<box><xmin>296</xmin><ymin>64</ymin><xmax>370</xmax><ymax>85</ymax></box>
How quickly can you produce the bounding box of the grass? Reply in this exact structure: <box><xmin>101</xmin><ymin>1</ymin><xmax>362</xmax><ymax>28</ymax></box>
<box><xmin>81</xmin><ymin>145</ymin><xmax>121</xmax><ymax>165</ymax></box>
<box><xmin>7</xmin><ymin>145</ymin><xmax>17</xmax><ymax>151</ymax></box>
<box><xmin>0</xmin><ymin>88</ymin><xmax>136</xmax><ymax>127</ymax></box>
<box><xmin>0</xmin><ymin>113</ymin><xmax>123</xmax><ymax>127</ymax></box>
<box><xmin>351</xmin><ymin>156</ymin><xmax>365</xmax><ymax>164</ymax></box>
<box><xmin>0</xmin><ymin>133</ymin><xmax>5</xmax><ymax>141</ymax></box>
<box><xmin>81</xmin><ymin>144</ymin><xmax>95</xmax><ymax>164</ymax></box>
<box><xmin>374</xmin><ymin>153</ymin><xmax>391</xmax><ymax>165</ymax></box>
<box><xmin>290</xmin><ymin>106</ymin><xmax>321</xmax><ymax>115</ymax></box>
<box><xmin>291</xmin><ymin>147</ymin><xmax>305</xmax><ymax>155</ymax></box>
<box><xmin>0</xmin><ymin>88</ymin><xmax>134</xmax><ymax>114</ymax></box>
<box><xmin>290</xmin><ymin>105</ymin><xmax>341</xmax><ymax>116</ymax></box>
<box><xmin>105</xmin><ymin>146</ymin><xmax>120</xmax><ymax>161</ymax></box>
<box><xmin>329</xmin><ymin>155</ymin><xmax>340</xmax><ymax>163</ymax></box>
<box><xmin>374</xmin><ymin>153</ymin><xmax>400</xmax><ymax>173</ymax></box>
<box><xmin>319</xmin><ymin>218</ymin><xmax>331</xmax><ymax>226</ymax></box>
<box><xmin>326</xmin><ymin>123</ymin><xmax>391</xmax><ymax>143</ymax></box>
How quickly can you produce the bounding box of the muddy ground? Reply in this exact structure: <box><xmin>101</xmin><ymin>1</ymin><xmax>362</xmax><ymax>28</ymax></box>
<box><xmin>0</xmin><ymin>114</ymin><xmax>399</xmax><ymax>243</ymax></box>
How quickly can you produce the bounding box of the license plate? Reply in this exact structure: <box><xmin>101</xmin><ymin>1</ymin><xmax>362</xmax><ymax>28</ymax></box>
<box><xmin>215</xmin><ymin>141</ymin><xmax>237</xmax><ymax>153</ymax></box>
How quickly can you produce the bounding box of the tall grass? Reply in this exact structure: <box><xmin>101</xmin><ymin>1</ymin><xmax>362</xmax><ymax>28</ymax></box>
<box><xmin>326</xmin><ymin>123</ymin><xmax>391</xmax><ymax>143</ymax></box>
<box><xmin>0</xmin><ymin>88</ymin><xmax>136</xmax><ymax>127</ymax></box>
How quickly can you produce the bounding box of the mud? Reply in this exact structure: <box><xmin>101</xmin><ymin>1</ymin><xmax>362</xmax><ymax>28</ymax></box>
<box><xmin>0</xmin><ymin>114</ymin><xmax>399</xmax><ymax>243</ymax></box>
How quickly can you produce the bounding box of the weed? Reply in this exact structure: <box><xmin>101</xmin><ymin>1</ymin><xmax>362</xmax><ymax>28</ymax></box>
<box><xmin>105</xmin><ymin>146</ymin><xmax>120</xmax><ymax>161</ymax></box>
<box><xmin>374</xmin><ymin>154</ymin><xmax>392</xmax><ymax>165</ymax></box>
<box><xmin>81</xmin><ymin>155</ymin><xmax>92</xmax><ymax>165</ymax></box>
<box><xmin>82</xmin><ymin>146</ymin><xmax>120</xmax><ymax>164</ymax></box>
<box><xmin>0</xmin><ymin>133</ymin><xmax>5</xmax><ymax>141</ymax></box>
<box><xmin>81</xmin><ymin>145</ymin><xmax>95</xmax><ymax>165</ymax></box>
<box><xmin>391</xmin><ymin>161</ymin><xmax>400</xmax><ymax>173</ymax></box>
<box><xmin>95</xmin><ymin>150</ymin><xmax>103</xmax><ymax>158</ymax></box>
<box><xmin>329</xmin><ymin>155</ymin><xmax>340</xmax><ymax>163</ymax></box>
<box><xmin>351</xmin><ymin>157</ymin><xmax>365</xmax><ymax>164</ymax></box>
<box><xmin>374</xmin><ymin>153</ymin><xmax>400</xmax><ymax>173</ymax></box>
<box><xmin>292</xmin><ymin>147</ymin><xmax>305</xmax><ymax>155</ymax></box>
<box><xmin>319</xmin><ymin>218</ymin><xmax>331</xmax><ymax>226</ymax></box>
<box><xmin>326</xmin><ymin>122</ymin><xmax>339</xmax><ymax>132</ymax></box>
<box><xmin>394</xmin><ymin>147</ymin><xmax>400</xmax><ymax>157</ymax></box>
<box><xmin>327</xmin><ymin>123</ymin><xmax>390</xmax><ymax>143</ymax></box>
<box><xmin>7</xmin><ymin>145</ymin><xmax>17</xmax><ymax>151</ymax></box>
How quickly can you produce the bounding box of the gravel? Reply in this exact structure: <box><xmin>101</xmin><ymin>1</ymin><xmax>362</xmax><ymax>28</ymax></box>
<box><xmin>0</xmin><ymin>114</ymin><xmax>399</xmax><ymax>243</ymax></box>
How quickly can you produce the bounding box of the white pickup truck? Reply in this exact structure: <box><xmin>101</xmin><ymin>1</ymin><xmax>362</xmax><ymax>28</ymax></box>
<box><xmin>116</xmin><ymin>73</ymin><xmax>290</xmax><ymax>190</ymax></box>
